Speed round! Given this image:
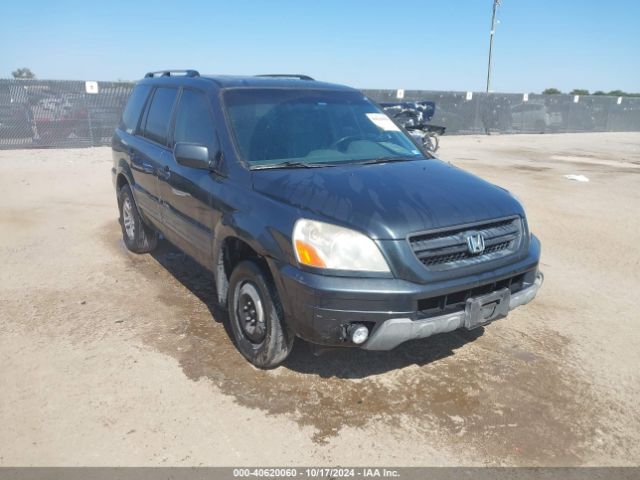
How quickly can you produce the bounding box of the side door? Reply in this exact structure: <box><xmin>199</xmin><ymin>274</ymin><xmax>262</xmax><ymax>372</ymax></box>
<box><xmin>130</xmin><ymin>86</ymin><xmax>179</xmax><ymax>224</ymax></box>
<box><xmin>158</xmin><ymin>88</ymin><xmax>219</xmax><ymax>265</ymax></box>
<box><xmin>115</xmin><ymin>84</ymin><xmax>159</xmax><ymax>222</ymax></box>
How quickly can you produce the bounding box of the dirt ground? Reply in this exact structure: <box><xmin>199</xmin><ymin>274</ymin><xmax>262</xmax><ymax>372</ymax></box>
<box><xmin>1</xmin><ymin>132</ymin><xmax>639</xmax><ymax>466</ymax></box>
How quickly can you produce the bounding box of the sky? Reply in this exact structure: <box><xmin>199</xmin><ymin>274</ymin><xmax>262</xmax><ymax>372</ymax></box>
<box><xmin>2</xmin><ymin>0</ymin><xmax>639</xmax><ymax>93</ymax></box>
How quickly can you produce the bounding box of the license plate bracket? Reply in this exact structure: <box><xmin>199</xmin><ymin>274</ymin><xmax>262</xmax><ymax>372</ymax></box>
<box><xmin>464</xmin><ymin>288</ymin><xmax>511</xmax><ymax>330</ymax></box>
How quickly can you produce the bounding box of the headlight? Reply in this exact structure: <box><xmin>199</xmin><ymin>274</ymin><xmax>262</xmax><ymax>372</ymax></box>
<box><xmin>292</xmin><ymin>219</ymin><xmax>390</xmax><ymax>272</ymax></box>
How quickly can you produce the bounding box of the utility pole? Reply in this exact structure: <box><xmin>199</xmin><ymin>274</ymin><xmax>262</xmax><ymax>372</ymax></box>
<box><xmin>486</xmin><ymin>0</ymin><xmax>500</xmax><ymax>93</ymax></box>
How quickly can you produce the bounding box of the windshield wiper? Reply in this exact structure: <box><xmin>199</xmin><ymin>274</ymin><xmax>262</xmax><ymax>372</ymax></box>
<box><xmin>252</xmin><ymin>161</ymin><xmax>330</xmax><ymax>170</ymax></box>
<box><xmin>251</xmin><ymin>156</ymin><xmax>423</xmax><ymax>170</ymax></box>
<box><xmin>355</xmin><ymin>155</ymin><xmax>423</xmax><ymax>165</ymax></box>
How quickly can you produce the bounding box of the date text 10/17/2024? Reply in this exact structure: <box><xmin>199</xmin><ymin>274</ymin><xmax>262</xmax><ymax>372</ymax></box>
<box><xmin>232</xmin><ymin>468</ymin><xmax>400</xmax><ymax>478</ymax></box>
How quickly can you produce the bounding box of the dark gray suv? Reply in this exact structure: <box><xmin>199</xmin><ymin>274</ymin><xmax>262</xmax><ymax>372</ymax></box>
<box><xmin>112</xmin><ymin>70</ymin><xmax>543</xmax><ymax>368</ymax></box>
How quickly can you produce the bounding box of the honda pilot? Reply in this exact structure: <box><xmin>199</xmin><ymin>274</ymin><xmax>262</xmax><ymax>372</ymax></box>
<box><xmin>112</xmin><ymin>70</ymin><xmax>543</xmax><ymax>368</ymax></box>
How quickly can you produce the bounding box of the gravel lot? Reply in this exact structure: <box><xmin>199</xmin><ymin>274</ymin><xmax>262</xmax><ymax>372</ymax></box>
<box><xmin>1</xmin><ymin>133</ymin><xmax>639</xmax><ymax>466</ymax></box>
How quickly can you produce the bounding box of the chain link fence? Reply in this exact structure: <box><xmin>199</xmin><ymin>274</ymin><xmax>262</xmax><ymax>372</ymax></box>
<box><xmin>0</xmin><ymin>79</ymin><xmax>132</xmax><ymax>149</ymax></box>
<box><xmin>1</xmin><ymin>78</ymin><xmax>639</xmax><ymax>149</ymax></box>
<box><xmin>363</xmin><ymin>89</ymin><xmax>640</xmax><ymax>135</ymax></box>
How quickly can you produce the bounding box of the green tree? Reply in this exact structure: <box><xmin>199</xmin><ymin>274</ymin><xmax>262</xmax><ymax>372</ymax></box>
<box><xmin>542</xmin><ymin>88</ymin><xmax>561</xmax><ymax>94</ymax></box>
<box><xmin>587</xmin><ymin>90</ymin><xmax>640</xmax><ymax>97</ymax></box>
<box><xmin>11</xmin><ymin>67</ymin><xmax>35</xmax><ymax>79</ymax></box>
<box><xmin>570</xmin><ymin>89</ymin><xmax>589</xmax><ymax>96</ymax></box>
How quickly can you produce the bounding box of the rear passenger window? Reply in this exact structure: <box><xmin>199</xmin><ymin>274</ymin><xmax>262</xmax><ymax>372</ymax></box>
<box><xmin>143</xmin><ymin>87</ymin><xmax>178</xmax><ymax>145</ymax></box>
<box><xmin>173</xmin><ymin>90</ymin><xmax>216</xmax><ymax>149</ymax></box>
<box><xmin>120</xmin><ymin>85</ymin><xmax>150</xmax><ymax>134</ymax></box>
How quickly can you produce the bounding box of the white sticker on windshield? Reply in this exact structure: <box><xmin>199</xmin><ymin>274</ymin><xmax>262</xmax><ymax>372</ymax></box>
<box><xmin>366</xmin><ymin>113</ymin><xmax>400</xmax><ymax>131</ymax></box>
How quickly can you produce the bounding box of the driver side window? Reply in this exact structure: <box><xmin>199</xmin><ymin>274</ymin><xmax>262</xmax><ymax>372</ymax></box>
<box><xmin>173</xmin><ymin>90</ymin><xmax>217</xmax><ymax>151</ymax></box>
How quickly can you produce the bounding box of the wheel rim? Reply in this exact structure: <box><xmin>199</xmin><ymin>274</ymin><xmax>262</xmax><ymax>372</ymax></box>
<box><xmin>122</xmin><ymin>197</ymin><xmax>135</xmax><ymax>240</ymax></box>
<box><xmin>236</xmin><ymin>282</ymin><xmax>266</xmax><ymax>344</ymax></box>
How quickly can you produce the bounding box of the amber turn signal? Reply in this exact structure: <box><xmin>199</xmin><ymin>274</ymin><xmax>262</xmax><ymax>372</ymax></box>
<box><xmin>294</xmin><ymin>240</ymin><xmax>326</xmax><ymax>268</ymax></box>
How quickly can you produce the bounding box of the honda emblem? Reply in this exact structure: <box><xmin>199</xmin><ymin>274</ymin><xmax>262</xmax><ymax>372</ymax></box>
<box><xmin>466</xmin><ymin>233</ymin><xmax>485</xmax><ymax>254</ymax></box>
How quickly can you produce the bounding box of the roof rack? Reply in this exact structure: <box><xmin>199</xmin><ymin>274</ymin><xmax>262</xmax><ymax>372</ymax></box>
<box><xmin>255</xmin><ymin>74</ymin><xmax>314</xmax><ymax>81</ymax></box>
<box><xmin>145</xmin><ymin>70</ymin><xmax>200</xmax><ymax>78</ymax></box>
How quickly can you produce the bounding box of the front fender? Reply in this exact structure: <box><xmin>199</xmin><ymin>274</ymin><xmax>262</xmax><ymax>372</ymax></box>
<box><xmin>211</xmin><ymin>188</ymin><xmax>300</xmax><ymax>306</ymax></box>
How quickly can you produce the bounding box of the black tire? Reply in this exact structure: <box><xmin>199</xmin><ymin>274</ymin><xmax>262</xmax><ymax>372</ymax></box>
<box><xmin>117</xmin><ymin>184</ymin><xmax>158</xmax><ymax>253</ymax></box>
<box><xmin>228</xmin><ymin>260</ymin><xmax>293</xmax><ymax>368</ymax></box>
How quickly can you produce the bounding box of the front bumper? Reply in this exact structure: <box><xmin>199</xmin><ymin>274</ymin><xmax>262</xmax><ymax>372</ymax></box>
<box><xmin>362</xmin><ymin>272</ymin><xmax>543</xmax><ymax>350</ymax></box>
<box><xmin>274</xmin><ymin>235</ymin><xmax>542</xmax><ymax>349</ymax></box>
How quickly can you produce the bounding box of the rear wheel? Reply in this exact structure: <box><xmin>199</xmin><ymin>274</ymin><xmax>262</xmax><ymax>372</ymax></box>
<box><xmin>228</xmin><ymin>260</ymin><xmax>293</xmax><ymax>368</ymax></box>
<box><xmin>117</xmin><ymin>184</ymin><xmax>158</xmax><ymax>253</ymax></box>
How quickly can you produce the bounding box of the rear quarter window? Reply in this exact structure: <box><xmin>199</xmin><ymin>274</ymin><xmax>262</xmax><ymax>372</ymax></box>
<box><xmin>120</xmin><ymin>85</ymin><xmax>151</xmax><ymax>134</ymax></box>
<box><xmin>143</xmin><ymin>87</ymin><xmax>179</xmax><ymax>145</ymax></box>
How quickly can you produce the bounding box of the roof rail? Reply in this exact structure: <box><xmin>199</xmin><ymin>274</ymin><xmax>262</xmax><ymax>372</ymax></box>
<box><xmin>144</xmin><ymin>70</ymin><xmax>200</xmax><ymax>78</ymax></box>
<box><xmin>255</xmin><ymin>74</ymin><xmax>315</xmax><ymax>81</ymax></box>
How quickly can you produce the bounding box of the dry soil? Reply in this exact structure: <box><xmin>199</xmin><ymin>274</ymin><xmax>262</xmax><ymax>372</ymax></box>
<box><xmin>1</xmin><ymin>133</ymin><xmax>639</xmax><ymax>466</ymax></box>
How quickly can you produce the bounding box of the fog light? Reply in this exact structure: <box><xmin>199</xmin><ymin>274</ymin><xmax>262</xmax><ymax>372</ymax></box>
<box><xmin>348</xmin><ymin>324</ymin><xmax>369</xmax><ymax>345</ymax></box>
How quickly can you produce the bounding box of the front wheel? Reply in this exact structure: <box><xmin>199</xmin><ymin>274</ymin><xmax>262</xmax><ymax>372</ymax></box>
<box><xmin>228</xmin><ymin>260</ymin><xmax>293</xmax><ymax>368</ymax></box>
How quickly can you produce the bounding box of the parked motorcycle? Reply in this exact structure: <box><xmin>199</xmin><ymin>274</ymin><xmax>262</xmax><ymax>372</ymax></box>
<box><xmin>381</xmin><ymin>101</ymin><xmax>445</xmax><ymax>153</ymax></box>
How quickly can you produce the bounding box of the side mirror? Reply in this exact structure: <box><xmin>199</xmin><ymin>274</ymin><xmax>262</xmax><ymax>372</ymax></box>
<box><xmin>174</xmin><ymin>142</ymin><xmax>213</xmax><ymax>170</ymax></box>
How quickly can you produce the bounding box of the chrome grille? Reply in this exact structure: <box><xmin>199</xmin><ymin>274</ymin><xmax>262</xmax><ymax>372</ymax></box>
<box><xmin>409</xmin><ymin>217</ymin><xmax>523</xmax><ymax>270</ymax></box>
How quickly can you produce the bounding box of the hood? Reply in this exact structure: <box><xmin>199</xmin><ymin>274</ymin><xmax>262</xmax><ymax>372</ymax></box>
<box><xmin>252</xmin><ymin>159</ymin><xmax>524</xmax><ymax>240</ymax></box>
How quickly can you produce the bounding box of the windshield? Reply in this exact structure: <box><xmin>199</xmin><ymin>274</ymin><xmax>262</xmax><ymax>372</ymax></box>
<box><xmin>223</xmin><ymin>88</ymin><xmax>426</xmax><ymax>168</ymax></box>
